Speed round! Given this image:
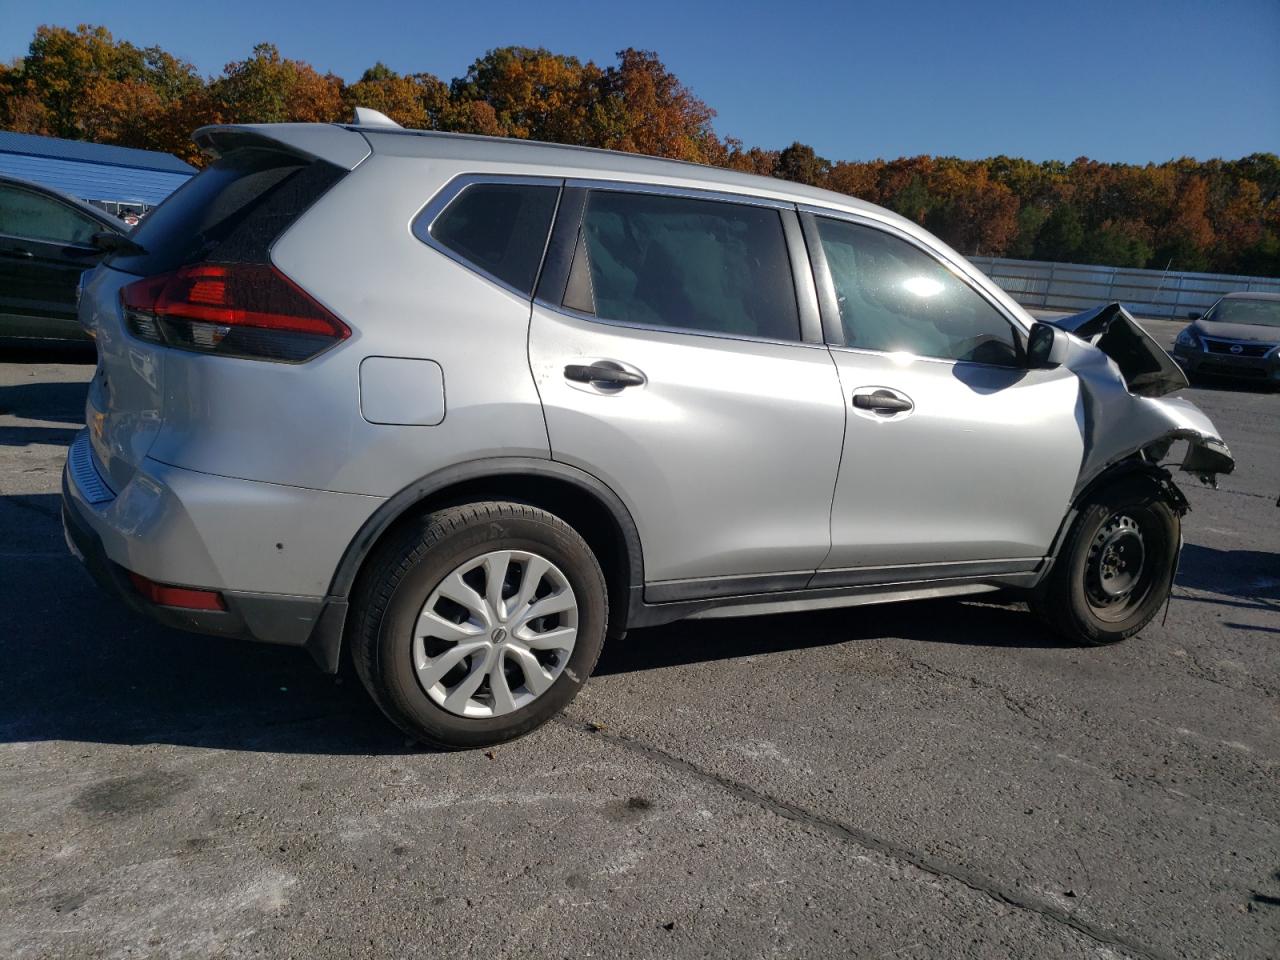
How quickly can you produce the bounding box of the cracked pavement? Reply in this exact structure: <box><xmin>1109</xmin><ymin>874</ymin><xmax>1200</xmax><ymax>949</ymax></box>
<box><xmin>1</xmin><ymin>331</ymin><xmax>1277</xmax><ymax>959</ymax></box>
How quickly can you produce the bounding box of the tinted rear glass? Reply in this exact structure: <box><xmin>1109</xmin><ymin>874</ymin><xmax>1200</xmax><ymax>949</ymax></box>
<box><xmin>573</xmin><ymin>190</ymin><xmax>801</xmax><ymax>341</ymax></box>
<box><xmin>426</xmin><ymin>183</ymin><xmax>559</xmax><ymax>295</ymax></box>
<box><xmin>108</xmin><ymin>149</ymin><xmax>343</xmax><ymax>275</ymax></box>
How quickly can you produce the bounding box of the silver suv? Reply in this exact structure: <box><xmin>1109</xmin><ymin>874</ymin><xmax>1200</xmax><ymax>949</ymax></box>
<box><xmin>63</xmin><ymin>115</ymin><xmax>1235</xmax><ymax>748</ymax></box>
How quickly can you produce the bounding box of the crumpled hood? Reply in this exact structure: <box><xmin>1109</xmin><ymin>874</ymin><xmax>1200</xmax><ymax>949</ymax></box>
<box><xmin>1048</xmin><ymin>302</ymin><xmax>1188</xmax><ymax>397</ymax></box>
<box><xmin>1049</xmin><ymin>303</ymin><xmax>1235</xmax><ymax>489</ymax></box>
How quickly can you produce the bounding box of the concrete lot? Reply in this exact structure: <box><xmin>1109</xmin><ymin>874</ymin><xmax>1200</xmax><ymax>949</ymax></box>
<box><xmin>1</xmin><ymin>327</ymin><xmax>1277</xmax><ymax>959</ymax></box>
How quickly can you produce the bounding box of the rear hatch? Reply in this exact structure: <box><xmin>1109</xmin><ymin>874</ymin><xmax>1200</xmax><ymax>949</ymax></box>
<box><xmin>81</xmin><ymin>130</ymin><xmax>363</xmax><ymax>491</ymax></box>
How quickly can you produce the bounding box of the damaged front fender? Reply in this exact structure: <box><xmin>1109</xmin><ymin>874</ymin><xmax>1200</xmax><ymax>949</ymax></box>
<box><xmin>1049</xmin><ymin>303</ymin><xmax>1235</xmax><ymax>492</ymax></box>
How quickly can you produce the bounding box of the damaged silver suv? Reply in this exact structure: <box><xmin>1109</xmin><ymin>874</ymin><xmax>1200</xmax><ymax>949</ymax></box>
<box><xmin>63</xmin><ymin>113</ymin><xmax>1234</xmax><ymax>749</ymax></box>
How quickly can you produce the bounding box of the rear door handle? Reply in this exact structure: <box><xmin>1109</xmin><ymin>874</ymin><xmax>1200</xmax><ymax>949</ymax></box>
<box><xmin>852</xmin><ymin>389</ymin><xmax>913</xmax><ymax>414</ymax></box>
<box><xmin>10</xmin><ymin>247</ymin><xmax>33</xmax><ymax>258</ymax></box>
<box><xmin>564</xmin><ymin>361</ymin><xmax>645</xmax><ymax>388</ymax></box>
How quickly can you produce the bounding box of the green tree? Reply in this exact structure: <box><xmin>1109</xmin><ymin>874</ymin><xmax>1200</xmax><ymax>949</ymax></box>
<box><xmin>773</xmin><ymin>142</ymin><xmax>829</xmax><ymax>186</ymax></box>
<box><xmin>211</xmin><ymin>43</ymin><xmax>344</xmax><ymax>125</ymax></box>
<box><xmin>1007</xmin><ymin>205</ymin><xmax>1049</xmax><ymax>259</ymax></box>
<box><xmin>888</xmin><ymin>174</ymin><xmax>932</xmax><ymax>223</ymax></box>
<box><xmin>1035</xmin><ymin>204</ymin><xmax>1085</xmax><ymax>262</ymax></box>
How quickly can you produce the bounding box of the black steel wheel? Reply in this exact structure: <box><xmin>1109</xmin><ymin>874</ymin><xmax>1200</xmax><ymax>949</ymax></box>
<box><xmin>1032</xmin><ymin>476</ymin><xmax>1180</xmax><ymax>645</ymax></box>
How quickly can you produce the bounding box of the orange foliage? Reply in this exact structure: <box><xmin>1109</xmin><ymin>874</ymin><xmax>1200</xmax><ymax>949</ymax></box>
<box><xmin>0</xmin><ymin>24</ymin><xmax>1275</xmax><ymax>274</ymax></box>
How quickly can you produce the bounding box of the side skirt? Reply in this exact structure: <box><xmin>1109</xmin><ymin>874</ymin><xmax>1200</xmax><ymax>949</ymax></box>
<box><xmin>626</xmin><ymin>570</ymin><xmax>1042</xmax><ymax>630</ymax></box>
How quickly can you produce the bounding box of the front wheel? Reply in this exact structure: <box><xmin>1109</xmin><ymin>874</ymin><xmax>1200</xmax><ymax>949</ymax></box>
<box><xmin>1031</xmin><ymin>478</ymin><xmax>1181</xmax><ymax>645</ymax></box>
<box><xmin>349</xmin><ymin>501</ymin><xmax>608</xmax><ymax>749</ymax></box>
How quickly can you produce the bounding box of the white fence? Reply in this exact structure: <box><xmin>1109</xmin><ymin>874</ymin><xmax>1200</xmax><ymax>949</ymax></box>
<box><xmin>969</xmin><ymin>256</ymin><xmax>1280</xmax><ymax>320</ymax></box>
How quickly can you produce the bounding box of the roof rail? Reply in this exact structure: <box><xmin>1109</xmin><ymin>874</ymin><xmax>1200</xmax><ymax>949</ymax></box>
<box><xmin>351</xmin><ymin>107</ymin><xmax>402</xmax><ymax>129</ymax></box>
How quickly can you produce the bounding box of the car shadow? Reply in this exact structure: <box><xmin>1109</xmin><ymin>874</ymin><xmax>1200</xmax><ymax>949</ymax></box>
<box><xmin>3</xmin><ymin>488</ymin><xmax>1074</xmax><ymax>754</ymax></box>
<box><xmin>0</xmin><ymin>340</ymin><xmax>97</xmax><ymax>365</ymax></box>
<box><xmin>1172</xmin><ymin>543</ymin><xmax>1280</xmax><ymax>613</ymax></box>
<box><xmin>596</xmin><ymin>596</ymin><xmax>1072</xmax><ymax>677</ymax></box>
<box><xmin>0</xmin><ymin>377</ymin><xmax>90</xmax><ymax>447</ymax></box>
<box><xmin>1</xmin><ymin>493</ymin><xmax>406</xmax><ymax>756</ymax></box>
<box><xmin>0</xmin><ymin>378</ymin><xmax>90</xmax><ymax>423</ymax></box>
<box><xmin>5</xmin><ymin>486</ymin><xmax>1272</xmax><ymax>754</ymax></box>
<box><xmin>1186</xmin><ymin>377</ymin><xmax>1278</xmax><ymax>395</ymax></box>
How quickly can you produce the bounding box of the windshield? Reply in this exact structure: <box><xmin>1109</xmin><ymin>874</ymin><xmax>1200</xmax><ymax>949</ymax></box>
<box><xmin>1204</xmin><ymin>298</ymin><xmax>1280</xmax><ymax>328</ymax></box>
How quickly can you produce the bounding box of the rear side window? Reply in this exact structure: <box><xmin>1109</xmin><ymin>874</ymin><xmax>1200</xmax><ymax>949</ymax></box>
<box><xmin>0</xmin><ymin>184</ymin><xmax>101</xmax><ymax>245</ymax></box>
<box><xmin>425</xmin><ymin>182</ymin><xmax>559</xmax><ymax>296</ymax></box>
<box><xmin>568</xmin><ymin>191</ymin><xmax>800</xmax><ymax>342</ymax></box>
<box><xmin>108</xmin><ymin>148</ymin><xmax>345</xmax><ymax>275</ymax></box>
<box><xmin>816</xmin><ymin>217</ymin><xmax>1020</xmax><ymax>366</ymax></box>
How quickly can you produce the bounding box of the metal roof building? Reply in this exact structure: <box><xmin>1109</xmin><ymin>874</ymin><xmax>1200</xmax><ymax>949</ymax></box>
<box><xmin>0</xmin><ymin>131</ymin><xmax>195</xmax><ymax>209</ymax></box>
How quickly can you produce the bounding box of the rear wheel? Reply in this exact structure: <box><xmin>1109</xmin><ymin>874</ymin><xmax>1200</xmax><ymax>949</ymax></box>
<box><xmin>1032</xmin><ymin>478</ymin><xmax>1180</xmax><ymax>645</ymax></box>
<box><xmin>350</xmin><ymin>501</ymin><xmax>607</xmax><ymax>749</ymax></box>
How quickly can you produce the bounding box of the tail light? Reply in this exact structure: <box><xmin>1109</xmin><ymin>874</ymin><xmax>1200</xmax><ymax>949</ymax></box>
<box><xmin>120</xmin><ymin>263</ymin><xmax>350</xmax><ymax>362</ymax></box>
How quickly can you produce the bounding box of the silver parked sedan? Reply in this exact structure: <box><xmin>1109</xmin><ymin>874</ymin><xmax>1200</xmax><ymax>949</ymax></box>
<box><xmin>62</xmin><ymin>111</ymin><xmax>1234</xmax><ymax>748</ymax></box>
<box><xmin>1172</xmin><ymin>292</ymin><xmax>1280</xmax><ymax>386</ymax></box>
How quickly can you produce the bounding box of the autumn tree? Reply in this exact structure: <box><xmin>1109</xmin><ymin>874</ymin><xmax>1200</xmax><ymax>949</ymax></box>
<box><xmin>2</xmin><ymin>23</ymin><xmax>1277</xmax><ymax>276</ymax></box>
<box><xmin>211</xmin><ymin>43</ymin><xmax>344</xmax><ymax>125</ymax></box>
<box><xmin>924</xmin><ymin>163</ymin><xmax>1018</xmax><ymax>255</ymax></box>
<box><xmin>1154</xmin><ymin>176</ymin><xmax>1215</xmax><ymax>271</ymax></box>
<box><xmin>594</xmin><ymin>49</ymin><xmax>724</xmax><ymax>163</ymax></box>
<box><xmin>18</xmin><ymin>25</ymin><xmax>139</xmax><ymax>139</ymax></box>
<box><xmin>723</xmin><ymin>140</ymin><xmax>779</xmax><ymax>177</ymax></box>
<box><xmin>449</xmin><ymin>47</ymin><xmax>599</xmax><ymax>144</ymax></box>
<box><xmin>344</xmin><ymin>63</ymin><xmax>450</xmax><ymax>129</ymax></box>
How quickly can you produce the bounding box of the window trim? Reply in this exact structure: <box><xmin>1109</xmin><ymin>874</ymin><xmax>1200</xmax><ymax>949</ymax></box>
<box><xmin>800</xmin><ymin>207</ymin><xmax>1028</xmax><ymax>368</ymax></box>
<box><xmin>534</xmin><ymin>178</ymin><xmax>823</xmax><ymax>348</ymax></box>
<box><xmin>411</xmin><ymin>173</ymin><xmax>564</xmax><ymax>300</ymax></box>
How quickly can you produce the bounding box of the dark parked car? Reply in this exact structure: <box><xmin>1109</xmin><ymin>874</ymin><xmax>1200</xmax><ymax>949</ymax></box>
<box><xmin>1172</xmin><ymin>292</ymin><xmax>1280</xmax><ymax>387</ymax></box>
<box><xmin>0</xmin><ymin>174</ymin><xmax>129</xmax><ymax>343</ymax></box>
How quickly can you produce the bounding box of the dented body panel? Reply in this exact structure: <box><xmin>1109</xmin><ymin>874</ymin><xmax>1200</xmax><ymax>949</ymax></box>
<box><xmin>1049</xmin><ymin>303</ymin><xmax>1235</xmax><ymax>494</ymax></box>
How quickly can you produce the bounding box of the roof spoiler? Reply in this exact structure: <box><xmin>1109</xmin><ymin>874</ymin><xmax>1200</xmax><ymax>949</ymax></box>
<box><xmin>192</xmin><ymin>123</ymin><xmax>371</xmax><ymax>170</ymax></box>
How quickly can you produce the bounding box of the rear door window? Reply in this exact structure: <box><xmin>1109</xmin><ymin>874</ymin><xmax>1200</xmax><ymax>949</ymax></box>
<box><xmin>425</xmin><ymin>182</ymin><xmax>560</xmax><ymax>296</ymax></box>
<box><xmin>816</xmin><ymin>217</ymin><xmax>1020</xmax><ymax>366</ymax></box>
<box><xmin>0</xmin><ymin>184</ymin><xmax>100</xmax><ymax>245</ymax></box>
<box><xmin>568</xmin><ymin>190</ymin><xmax>800</xmax><ymax>342</ymax></box>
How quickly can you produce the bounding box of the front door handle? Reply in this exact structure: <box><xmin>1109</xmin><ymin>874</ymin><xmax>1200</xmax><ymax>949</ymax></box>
<box><xmin>853</xmin><ymin>389</ymin><xmax>913</xmax><ymax>414</ymax></box>
<box><xmin>564</xmin><ymin>361</ymin><xmax>645</xmax><ymax>388</ymax></box>
<box><xmin>9</xmin><ymin>247</ymin><xmax>34</xmax><ymax>258</ymax></box>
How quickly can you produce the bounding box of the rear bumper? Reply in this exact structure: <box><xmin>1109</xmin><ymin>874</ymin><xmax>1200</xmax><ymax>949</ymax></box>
<box><xmin>61</xmin><ymin>430</ymin><xmax>375</xmax><ymax>671</ymax></box>
<box><xmin>61</xmin><ymin>480</ymin><xmax>336</xmax><ymax>656</ymax></box>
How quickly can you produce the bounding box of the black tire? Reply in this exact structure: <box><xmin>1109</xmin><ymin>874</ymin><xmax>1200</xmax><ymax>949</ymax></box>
<box><xmin>349</xmin><ymin>501</ymin><xmax>607</xmax><ymax>749</ymax></box>
<box><xmin>1031</xmin><ymin>477</ymin><xmax>1180</xmax><ymax>645</ymax></box>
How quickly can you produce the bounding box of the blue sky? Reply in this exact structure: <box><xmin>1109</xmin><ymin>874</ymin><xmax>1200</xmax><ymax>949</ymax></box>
<box><xmin>2</xmin><ymin>0</ymin><xmax>1277</xmax><ymax>163</ymax></box>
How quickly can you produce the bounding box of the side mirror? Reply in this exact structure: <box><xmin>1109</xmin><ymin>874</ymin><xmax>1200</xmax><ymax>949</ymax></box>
<box><xmin>91</xmin><ymin>230</ymin><xmax>145</xmax><ymax>256</ymax></box>
<box><xmin>1026</xmin><ymin>321</ymin><xmax>1070</xmax><ymax>369</ymax></box>
<box><xmin>1187</xmin><ymin>311</ymin><xmax>1202</xmax><ymax>320</ymax></box>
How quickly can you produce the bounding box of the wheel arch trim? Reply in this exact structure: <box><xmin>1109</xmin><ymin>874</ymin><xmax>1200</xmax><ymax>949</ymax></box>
<box><xmin>1042</xmin><ymin>458</ymin><xmax>1189</xmax><ymax>578</ymax></box>
<box><xmin>326</xmin><ymin>457</ymin><xmax>646</xmax><ymax>603</ymax></box>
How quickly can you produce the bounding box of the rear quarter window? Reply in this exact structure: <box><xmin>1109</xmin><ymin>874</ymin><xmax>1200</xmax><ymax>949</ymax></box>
<box><xmin>420</xmin><ymin>182</ymin><xmax>560</xmax><ymax>296</ymax></box>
